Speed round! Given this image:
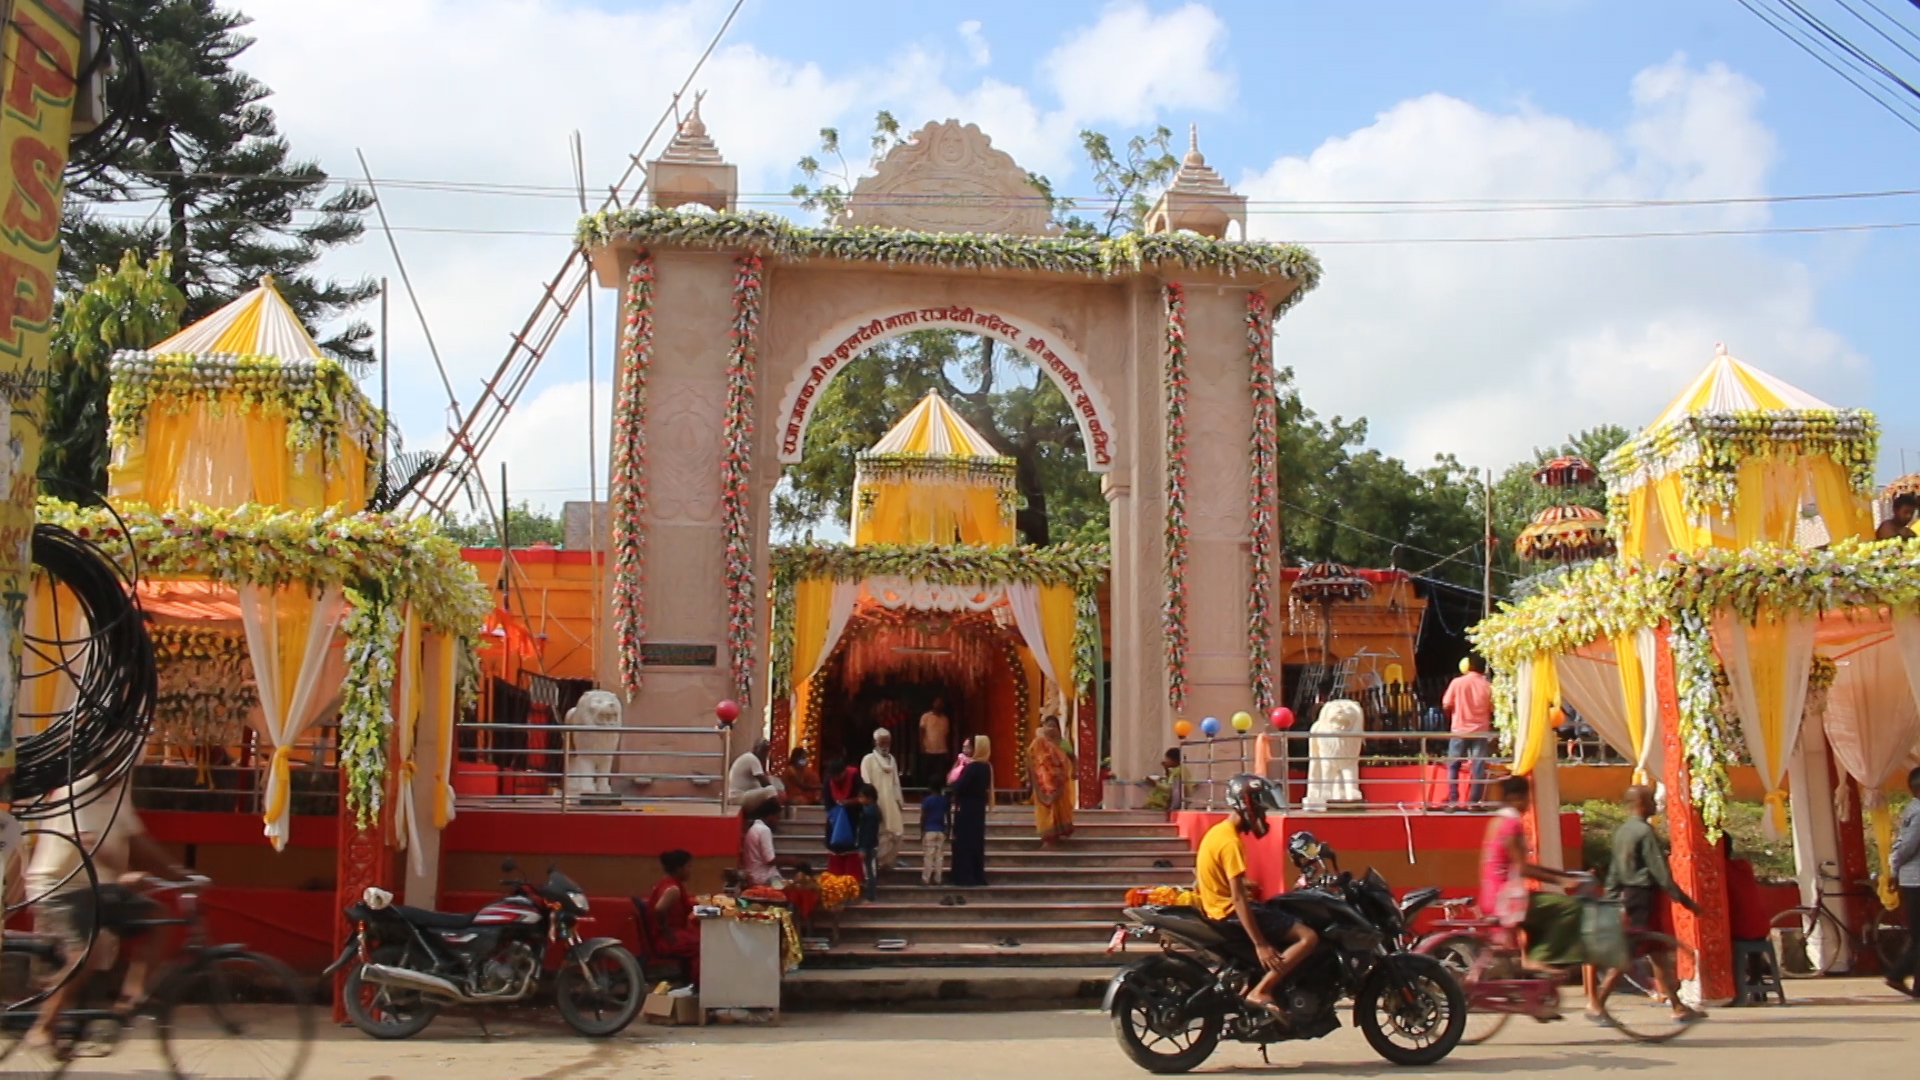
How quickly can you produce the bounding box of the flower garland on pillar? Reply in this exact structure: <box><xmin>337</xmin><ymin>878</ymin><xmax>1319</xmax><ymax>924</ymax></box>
<box><xmin>722</xmin><ymin>254</ymin><xmax>764</xmax><ymax>704</ymax></box>
<box><xmin>1668</xmin><ymin>609</ymin><xmax>1735</xmax><ymax>837</ymax></box>
<box><xmin>1162</xmin><ymin>282</ymin><xmax>1190</xmax><ymax>714</ymax></box>
<box><xmin>610</xmin><ymin>253</ymin><xmax>656</xmax><ymax>700</ymax></box>
<box><xmin>1245</xmin><ymin>291</ymin><xmax>1278</xmax><ymax>713</ymax></box>
<box><xmin>339</xmin><ymin>588</ymin><xmax>402</xmax><ymax>828</ymax></box>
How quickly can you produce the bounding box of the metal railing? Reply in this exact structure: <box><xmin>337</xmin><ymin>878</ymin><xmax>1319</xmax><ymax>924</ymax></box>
<box><xmin>131</xmin><ymin>723</ymin><xmax>341</xmax><ymax>817</ymax></box>
<box><xmin>1151</xmin><ymin>729</ymin><xmax>1511</xmax><ymax>813</ymax></box>
<box><xmin>452</xmin><ymin>720</ymin><xmax>732</xmax><ymax>811</ymax></box>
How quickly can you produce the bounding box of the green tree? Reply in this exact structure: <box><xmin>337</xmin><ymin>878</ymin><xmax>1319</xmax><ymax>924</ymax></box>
<box><xmin>62</xmin><ymin>0</ymin><xmax>377</xmax><ymax>363</ymax></box>
<box><xmin>441</xmin><ymin>502</ymin><xmax>566</xmax><ymax>549</ymax></box>
<box><xmin>41</xmin><ymin>252</ymin><xmax>186</xmax><ymax>503</ymax></box>
<box><xmin>775</xmin><ymin>331</ymin><xmax>1105</xmax><ymax>546</ymax></box>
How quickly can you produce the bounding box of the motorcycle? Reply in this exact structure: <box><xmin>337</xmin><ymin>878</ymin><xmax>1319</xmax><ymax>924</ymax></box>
<box><xmin>325</xmin><ymin>859</ymin><xmax>644</xmax><ymax>1039</ymax></box>
<box><xmin>1104</xmin><ymin>833</ymin><xmax>1463</xmax><ymax>1074</ymax></box>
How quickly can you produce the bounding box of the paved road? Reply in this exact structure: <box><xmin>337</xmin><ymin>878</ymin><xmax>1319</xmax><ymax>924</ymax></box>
<box><xmin>37</xmin><ymin>978</ymin><xmax>1920</xmax><ymax>1079</ymax></box>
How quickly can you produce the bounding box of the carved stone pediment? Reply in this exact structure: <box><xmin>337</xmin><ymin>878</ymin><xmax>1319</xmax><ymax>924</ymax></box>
<box><xmin>840</xmin><ymin>120</ymin><xmax>1059</xmax><ymax>237</ymax></box>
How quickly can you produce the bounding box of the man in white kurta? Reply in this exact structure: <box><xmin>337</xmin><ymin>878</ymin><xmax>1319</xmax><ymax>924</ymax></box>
<box><xmin>861</xmin><ymin>728</ymin><xmax>907</xmax><ymax>872</ymax></box>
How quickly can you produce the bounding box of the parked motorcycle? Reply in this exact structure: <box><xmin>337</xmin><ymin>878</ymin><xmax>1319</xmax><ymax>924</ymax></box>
<box><xmin>326</xmin><ymin>860</ymin><xmax>643</xmax><ymax>1039</ymax></box>
<box><xmin>1104</xmin><ymin>833</ymin><xmax>1463</xmax><ymax>1074</ymax></box>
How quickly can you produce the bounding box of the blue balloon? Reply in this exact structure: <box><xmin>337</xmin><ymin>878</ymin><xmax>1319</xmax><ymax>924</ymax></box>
<box><xmin>1200</xmin><ymin>716</ymin><xmax>1221</xmax><ymax>737</ymax></box>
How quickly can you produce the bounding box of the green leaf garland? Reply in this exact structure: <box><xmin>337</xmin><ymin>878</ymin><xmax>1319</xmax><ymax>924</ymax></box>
<box><xmin>724</xmin><ymin>254</ymin><xmax>763</xmax><ymax>703</ymax></box>
<box><xmin>339</xmin><ymin>588</ymin><xmax>401</xmax><ymax>828</ymax></box>
<box><xmin>610</xmin><ymin>254</ymin><xmax>655</xmax><ymax>699</ymax></box>
<box><xmin>1162</xmin><ymin>283</ymin><xmax>1190</xmax><ymax>714</ymax></box>
<box><xmin>578</xmin><ymin>208</ymin><xmax>1323</xmax><ymax>287</ymax></box>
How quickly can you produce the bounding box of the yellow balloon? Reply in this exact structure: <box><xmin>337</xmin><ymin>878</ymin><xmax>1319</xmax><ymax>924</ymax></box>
<box><xmin>1459</xmin><ymin>657</ymin><xmax>1472</xmax><ymax>674</ymax></box>
<box><xmin>1230</xmin><ymin>711</ymin><xmax>1254</xmax><ymax>732</ymax></box>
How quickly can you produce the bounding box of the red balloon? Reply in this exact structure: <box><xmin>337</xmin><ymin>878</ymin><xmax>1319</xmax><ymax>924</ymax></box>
<box><xmin>1270</xmin><ymin>707</ymin><xmax>1295</xmax><ymax>730</ymax></box>
<box><xmin>715</xmin><ymin>699</ymin><xmax>741</xmax><ymax>725</ymax></box>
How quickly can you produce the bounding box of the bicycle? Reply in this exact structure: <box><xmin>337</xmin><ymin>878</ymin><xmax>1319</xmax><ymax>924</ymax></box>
<box><xmin>0</xmin><ymin>875</ymin><xmax>314</xmax><ymax>1080</ymax></box>
<box><xmin>1416</xmin><ymin>892</ymin><xmax>1701</xmax><ymax>1044</ymax></box>
<box><xmin>1767</xmin><ymin>860</ymin><xmax>1907</xmax><ymax>978</ymax></box>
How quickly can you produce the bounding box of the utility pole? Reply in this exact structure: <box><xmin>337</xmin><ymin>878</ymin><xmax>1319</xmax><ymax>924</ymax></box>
<box><xmin>379</xmin><ymin>279</ymin><xmax>390</xmax><ymax>474</ymax></box>
<box><xmin>1482</xmin><ymin>467</ymin><xmax>1494</xmax><ymax>618</ymax></box>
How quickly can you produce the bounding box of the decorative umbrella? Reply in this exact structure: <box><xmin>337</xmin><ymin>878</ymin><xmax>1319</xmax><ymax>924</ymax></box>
<box><xmin>1515</xmin><ymin>504</ymin><xmax>1615</xmax><ymax>563</ymax></box>
<box><xmin>1882</xmin><ymin>473</ymin><xmax>1920</xmax><ymax>501</ymax></box>
<box><xmin>1292</xmin><ymin>561</ymin><xmax>1373</xmax><ymax>661</ymax></box>
<box><xmin>1533</xmin><ymin>455</ymin><xmax>1598</xmax><ymax>488</ymax></box>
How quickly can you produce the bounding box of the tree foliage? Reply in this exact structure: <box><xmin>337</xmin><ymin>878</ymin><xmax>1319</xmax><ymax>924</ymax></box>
<box><xmin>62</xmin><ymin>0</ymin><xmax>377</xmax><ymax>364</ymax></box>
<box><xmin>440</xmin><ymin>502</ymin><xmax>566</xmax><ymax>549</ymax></box>
<box><xmin>42</xmin><ymin>252</ymin><xmax>186</xmax><ymax>503</ymax></box>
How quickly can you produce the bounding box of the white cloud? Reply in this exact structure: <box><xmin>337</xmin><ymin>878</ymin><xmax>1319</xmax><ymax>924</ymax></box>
<box><xmin>482</xmin><ymin>378</ymin><xmax>613</xmax><ymax>509</ymax></box>
<box><xmin>1043</xmin><ymin>1</ymin><xmax>1233</xmax><ymax>127</ymax></box>
<box><xmin>1244</xmin><ymin>55</ymin><xmax>1860</xmax><ymax>472</ymax></box>
<box><xmin>959</xmin><ymin>19</ymin><xmax>990</xmax><ymax>67</ymax></box>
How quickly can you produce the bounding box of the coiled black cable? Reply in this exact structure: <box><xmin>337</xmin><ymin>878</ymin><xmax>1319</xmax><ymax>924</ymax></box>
<box><xmin>11</xmin><ymin>521</ymin><xmax>155</xmax><ymax>816</ymax></box>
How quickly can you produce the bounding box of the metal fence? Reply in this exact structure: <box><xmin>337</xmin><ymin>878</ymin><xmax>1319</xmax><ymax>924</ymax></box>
<box><xmin>1157</xmin><ymin>729</ymin><xmax>1512</xmax><ymax>812</ymax></box>
<box><xmin>131</xmin><ymin>720</ymin><xmax>341</xmax><ymax>817</ymax></box>
<box><xmin>452</xmin><ymin>719</ymin><xmax>732</xmax><ymax>811</ymax></box>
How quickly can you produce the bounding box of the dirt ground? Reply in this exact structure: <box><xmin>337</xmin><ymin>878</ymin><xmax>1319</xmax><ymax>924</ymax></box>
<box><xmin>33</xmin><ymin>977</ymin><xmax>1920</xmax><ymax>1080</ymax></box>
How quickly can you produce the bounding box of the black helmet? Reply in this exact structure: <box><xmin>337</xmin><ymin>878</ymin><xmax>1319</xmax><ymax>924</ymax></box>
<box><xmin>1224</xmin><ymin>773</ymin><xmax>1283</xmax><ymax>836</ymax></box>
<box><xmin>1288</xmin><ymin>830</ymin><xmax>1334</xmax><ymax>870</ymax></box>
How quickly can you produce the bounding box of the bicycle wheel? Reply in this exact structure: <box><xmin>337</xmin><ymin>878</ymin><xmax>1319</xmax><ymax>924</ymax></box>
<box><xmin>1598</xmin><ymin>933</ymin><xmax>1701</xmax><ymax>1043</ymax></box>
<box><xmin>1426</xmin><ymin>935</ymin><xmax>1512</xmax><ymax>1045</ymax></box>
<box><xmin>0</xmin><ymin>1008</ymin><xmax>69</xmax><ymax>1080</ymax></box>
<box><xmin>1768</xmin><ymin>906</ymin><xmax>1843</xmax><ymax>978</ymax></box>
<box><xmin>154</xmin><ymin>951</ymin><xmax>313</xmax><ymax>1080</ymax></box>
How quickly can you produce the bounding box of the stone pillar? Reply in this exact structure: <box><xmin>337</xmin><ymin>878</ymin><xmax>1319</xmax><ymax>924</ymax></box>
<box><xmin>1176</xmin><ymin>286</ymin><xmax>1256</xmax><ymax>733</ymax></box>
<box><xmin>1652</xmin><ymin>625</ymin><xmax>1734</xmax><ymax>1004</ymax></box>
<box><xmin>1104</xmin><ymin>472</ymin><xmax>1141</xmax><ymax>800</ymax></box>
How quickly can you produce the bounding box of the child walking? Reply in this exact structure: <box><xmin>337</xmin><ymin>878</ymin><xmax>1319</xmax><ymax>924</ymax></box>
<box><xmin>920</xmin><ymin>785</ymin><xmax>952</xmax><ymax>886</ymax></box>
<box><xmin>856</xmin><ymin>783</ymin><xmax>883</xmax><ymax>900</ymax></box>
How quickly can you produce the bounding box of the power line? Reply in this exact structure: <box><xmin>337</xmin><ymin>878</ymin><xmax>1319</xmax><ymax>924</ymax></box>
<box><xmin>1739</xmin><ymin>0</ymin><xmax>1920</xmax><ymax>134</ymax></box>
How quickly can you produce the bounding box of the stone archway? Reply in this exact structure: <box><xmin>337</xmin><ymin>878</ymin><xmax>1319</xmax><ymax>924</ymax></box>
<box><xmin>775</xmin><ymin>304</ymin><xmax>1117</xmax><ymax>473</ymax></box>
<box><xmin>582</xmin><ymin>116</ymin><xmax>1320</xmax><ymax>801</ymax></box>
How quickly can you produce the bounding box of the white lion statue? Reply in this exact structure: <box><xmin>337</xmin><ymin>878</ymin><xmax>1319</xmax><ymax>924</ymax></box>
<box><xmin>1303</xmin><ymin>699</ymin><xmax>1365</xmax><ymax>811</ymax></box>
<box><xmin>564</xmin><ymin>690</ymin><xmax>623</xmax><ymax>796</ymax></box>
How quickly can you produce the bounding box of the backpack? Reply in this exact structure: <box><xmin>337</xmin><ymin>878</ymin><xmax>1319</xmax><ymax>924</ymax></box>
<box><xmin>826</xmin><ymin>802</ymin><xmax>856</xmax><ymax>852</ymax></box>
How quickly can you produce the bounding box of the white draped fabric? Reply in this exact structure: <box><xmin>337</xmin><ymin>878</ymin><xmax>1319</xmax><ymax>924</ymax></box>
<box><xmin>1005</xmin><ymin>583</ymin><xmax>1057</xmax><ymax>702</ymax></box>
<box><xmin>1826</xmin><ymin>633</ymin><xmax>1920</xmax><ymax>796</ymax></box>
<box><xmin>1713</xmin><ymin>608</ymin><xmax>1817</xmax><ymax>838</ymax></box>
<box><xmin>238</xmin><ymin>584</ymin><xmax>345</xmax><ymax>851</ymax></box>
<box><xmin>814</xmin><ymin>580</ymin><xmax>859</xmax><ymax>676</ymax></box>
<box><xmin>1629</xmin><ymin>628</ymin><xmax>1663</xmax><ymax>781</ymax></box>
<box><xmin>392</xmin><ymin>607</ymin><xmax>425</xmax><ymax>875</ymax></box>
<box><xmin>1556</xmin><ymin>652</ymin><xmax>1631</xmax><ymax>756</ymax></box>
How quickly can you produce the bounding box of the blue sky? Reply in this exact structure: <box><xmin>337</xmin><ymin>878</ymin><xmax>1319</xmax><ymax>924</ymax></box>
<box><xmin>239</xmin><ymin>0</ymin><xmax>1920</xmax><ymax>506</ymax></box>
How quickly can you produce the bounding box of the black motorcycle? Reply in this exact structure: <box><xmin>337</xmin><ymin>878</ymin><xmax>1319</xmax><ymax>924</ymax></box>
<box><xmin>325</xmin><ymin>860</ymin><xmax>643</xmax><ymax>1039</ymax></box>
<box><xmin>1104</xmin><ymin>833</ymin><xmax>1463</xmax><ymax>1074</ymax></box>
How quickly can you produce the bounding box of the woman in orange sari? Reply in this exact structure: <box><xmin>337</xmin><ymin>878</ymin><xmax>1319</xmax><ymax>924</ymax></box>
<box><xmin>1028</xmin><ymin>716</ymin><xmax>1076</xmax><ymax>845</ymax></box>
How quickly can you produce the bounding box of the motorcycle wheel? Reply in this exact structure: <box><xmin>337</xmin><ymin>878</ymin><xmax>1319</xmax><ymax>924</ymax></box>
<box><xmin>1356</xmin><ymin>953</ymin><xmax>1468</xmax><ymax>1066</ymax></box>
<box><xmin>554</xmin><ymin>945</ymin><xmax>644</xmax><ymax>1037</ymax></box>
<box><xmin>1109</xmin><ymin>959</ymin><xmax>1221</xmax><ymax>1075</ymax></box>
<box><xmin>342</xmin><ymin>946</ymin><xmax>440</xmax><ymax>1040</ymax></box>
<box><xmin>1425</xmin><ymin>934</ymin><xmax>1510</xmax><ymax>1046</ymax></box>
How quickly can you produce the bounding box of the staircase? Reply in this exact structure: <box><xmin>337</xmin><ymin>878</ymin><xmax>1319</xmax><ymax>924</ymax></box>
<box><xmin>782</xmin><ymin>806</ymin><xmax>1192</xmax><ymax>972</ymax></box>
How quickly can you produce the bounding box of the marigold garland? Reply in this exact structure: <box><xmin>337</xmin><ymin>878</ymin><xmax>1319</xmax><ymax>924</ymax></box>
<box><xmin>610</xmin><ymin>253</ymin><xmax>655</xmax><ymax>699</ymax></box>
<box><xmin>723</xmin><ymin>255</ymin><xmax>764</xmax><ymax>704</ymax></box>
<box><xmin>1161</xmin><ymin>283</ymin><xmax>1190</xmax><ymax>714</ymax></box>
<box><xmin>1245</xmin><ymin>292</ymin><xmax>1278</xmax><ymax>713</ymax></box>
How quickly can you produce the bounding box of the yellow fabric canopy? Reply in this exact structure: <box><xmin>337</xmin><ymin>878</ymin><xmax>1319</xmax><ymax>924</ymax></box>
<box><xmin>151</xmin><ymin>275</ymin><xmax>326</xmax><ymax>360</ymax></box>
<box><xmin>851</xmin><ymin>392</ymin><xmax>1017</xmax><ymax>546</ymax></box>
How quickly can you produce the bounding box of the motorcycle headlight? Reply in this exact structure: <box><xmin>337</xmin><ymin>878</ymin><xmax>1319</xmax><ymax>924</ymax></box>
<box><xmin>567</xmin><ymin>891</ymin><xmax>590</xmax><ymax>913</ymax></box>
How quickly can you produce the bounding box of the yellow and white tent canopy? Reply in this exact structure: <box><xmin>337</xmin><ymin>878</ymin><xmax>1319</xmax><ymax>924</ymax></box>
<box><xmin>1604</xmin><ymin>344</ymin><xmax>1874</xmax><ymax>560</ymax></box>
<box><xmin>150</xmin><ymin>275</ymin><xmax>327</xmax><ymax>362</ymax></box>
<box><xmin>852</xmin><ymin>392</ymin><xmax>1019</xmax><ymax>546</ymax></box>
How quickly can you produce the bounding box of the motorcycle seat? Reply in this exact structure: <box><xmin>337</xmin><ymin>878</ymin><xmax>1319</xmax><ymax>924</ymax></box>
<box><xmin>390</xmin><ymin>904</ymin><xmax>478</xmax><ymax>930</ymax></box>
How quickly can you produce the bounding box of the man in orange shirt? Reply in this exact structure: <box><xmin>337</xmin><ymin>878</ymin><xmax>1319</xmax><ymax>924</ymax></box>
<box><xmin>1441</xmin><ymin>656</ymin><xmax>1494</xmax><ymax>807</ymax></box>
<box><xmin>1196</xmin><ymin>774</ymin><xmax>1319</xmax><ymax>1021</ymax></box>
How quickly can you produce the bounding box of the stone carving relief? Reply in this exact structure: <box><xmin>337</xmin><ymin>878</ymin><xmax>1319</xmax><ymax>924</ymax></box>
<box><xmin>651</xmin><ymin>379</ymin><xmax>724</xmax><ymax>523</ymax></box>
<box><xmin>841</xmin><ymin>120</ymin><xmax>1060</xmax><ymax>237</ymax></box>
<box><xmin>1188</xmin><ymin>415</ymin><xmax>1249</xmax><ymax>540</ymax></box>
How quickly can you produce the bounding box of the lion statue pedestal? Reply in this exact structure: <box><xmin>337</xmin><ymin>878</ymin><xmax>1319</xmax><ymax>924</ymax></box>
<box><xmin>564</xmin><ymin>690</ymin><xmax>623</xmax><ymax>798</ymax></box>
<box><xmin>1302</xmin><ymin>699</ymin><xmax>1364</xmax><ymax>811</ymax></box>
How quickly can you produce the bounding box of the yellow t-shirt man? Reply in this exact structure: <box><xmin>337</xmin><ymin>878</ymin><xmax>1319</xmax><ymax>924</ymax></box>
<box><xmin>1195</xmin><ymin>817</ymin><xmax>1248</xmax><ymax>920</ymax></box>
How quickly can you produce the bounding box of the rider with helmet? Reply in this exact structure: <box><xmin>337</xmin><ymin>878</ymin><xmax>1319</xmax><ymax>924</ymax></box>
<box><xmin>1195</xmin><ymin>774</ymin><xmax>1320</xmax><ymax>1021</ymax></box>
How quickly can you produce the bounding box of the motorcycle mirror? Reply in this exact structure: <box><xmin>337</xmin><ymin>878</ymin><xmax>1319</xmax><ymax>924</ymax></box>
<box><xmin>501</xmin><ymin>857</ymin><xmax>519</xmax><ymax>874</ymax></box>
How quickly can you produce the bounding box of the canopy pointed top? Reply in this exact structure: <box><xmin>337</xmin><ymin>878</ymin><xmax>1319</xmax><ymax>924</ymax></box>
<box><xmin>868</xmin><ymin>391</ymin><xmax>1004</xmax><ymax>459</ymax></box>
<box><xmin>1646</xmin><ymin>346</ymin><xmax>1832</xmax><ymax>430</ymax></box>
<box><xmin>152</xmin><ymin>276</ymin><xmax>325</xmax><ymax>362</ymax></box>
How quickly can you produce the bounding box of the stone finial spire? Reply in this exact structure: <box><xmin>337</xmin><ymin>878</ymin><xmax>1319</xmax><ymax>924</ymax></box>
<box><xmin>1144</xmin><ymin>124</ymin><xmax>1248</xmax><ymax>240</ymax></box>
<box><xmin>647</xmin><ymin>91</ymin><xmax>738</xmax><ymax>212</ymax></box>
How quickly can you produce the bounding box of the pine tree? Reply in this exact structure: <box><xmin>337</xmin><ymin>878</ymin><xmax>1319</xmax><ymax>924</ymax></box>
<box><xmin>41</xmin><ymin>252</ymin><xmax>186</xmax><ymax>504</ymax></box>
<box><xmin>61</xmin><ymin>0</ymin><xmax>376</xmax><ymax>363</ymax></box>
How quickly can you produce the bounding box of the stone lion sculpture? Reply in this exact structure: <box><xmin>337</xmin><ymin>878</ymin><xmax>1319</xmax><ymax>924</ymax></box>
<box><xmin>564</xmin><ymin>690</ymin><xmax>623</xmax><ymax>796</ymax></box>
<box><xmin>1302</xmin><ymin>699</ymin><xmax>1365</xmax><ymax>811</ymax></box>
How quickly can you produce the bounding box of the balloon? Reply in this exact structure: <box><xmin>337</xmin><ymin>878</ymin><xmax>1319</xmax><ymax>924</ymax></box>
<box><xmin>1200</xmin><ymin>716</ymin><xmax>1221</xmax><ymax>738</ymax></box>
<box><xmin>1459</xmin><ymin>657</ymin><xmax>1472</xmax><ymax>674</ymax></box>
<box><xmin>714</xmin><ymin>699</ymin><xmax>741</xmax><ymax>725</ymax></box>
<box><xmin>1231</xmin><ymin>711</ymin><xmax>1254</xmax><ymax>733</ymax></box>
<box><xmin>1549</xmin><ymin>705</ymin><xmax>1567</xmax><ymax>728</ymax></box>
<box><xmin>1173</xmin><ymin>719</ymin><xmax>1193</xmax><ymax>739</ymax></box>
<box><xmin>1270</xmin><ymin>707</ymin><xmax>1295</xmax><ymax>730</ymax></box>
